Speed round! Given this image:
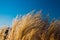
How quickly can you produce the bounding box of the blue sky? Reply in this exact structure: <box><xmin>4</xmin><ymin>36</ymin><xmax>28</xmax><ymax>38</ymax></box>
<box><xmin>0</xmin><ymin>0</ymin><xmax>60</xmax><ymax>27</ymax></box>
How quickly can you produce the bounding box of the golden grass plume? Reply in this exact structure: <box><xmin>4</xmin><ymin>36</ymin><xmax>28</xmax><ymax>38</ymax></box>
<box><xmin>0</xmin><ymin>10</ymin><xmax>60</xmax><ymax>40</ymax></box>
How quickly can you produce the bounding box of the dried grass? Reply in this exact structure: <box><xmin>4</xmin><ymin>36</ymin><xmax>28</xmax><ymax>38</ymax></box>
<box><xmin>0</xmin><ymin>11</ymin><xmax>60</xmax><ymax>40</ymax></box>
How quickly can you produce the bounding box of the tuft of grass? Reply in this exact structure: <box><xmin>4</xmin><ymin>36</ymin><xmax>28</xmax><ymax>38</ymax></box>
<box><xmin>0</xmin><ymin>10</ymin><xmax>60</xmax><ymax>40</ymax></box>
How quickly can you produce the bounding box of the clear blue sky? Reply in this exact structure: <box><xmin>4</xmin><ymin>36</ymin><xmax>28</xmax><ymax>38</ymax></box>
<box><xmin>0</xmin><ymin>0</ymin><xmax>60</xmax><ymax>27</ymax></box>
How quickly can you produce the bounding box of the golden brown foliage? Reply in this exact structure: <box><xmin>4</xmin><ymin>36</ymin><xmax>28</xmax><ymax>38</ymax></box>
<box><xmin>0</xmin><ymin>11</ymin><xmax>60</xmax><ymax>40</ymax></box>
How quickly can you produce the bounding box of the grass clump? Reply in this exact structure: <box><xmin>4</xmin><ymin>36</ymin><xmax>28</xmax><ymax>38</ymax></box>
<box><xmin>0</xmin><ymin>10</ymin><xmax>60</xmax><ymax>40</ymax></box>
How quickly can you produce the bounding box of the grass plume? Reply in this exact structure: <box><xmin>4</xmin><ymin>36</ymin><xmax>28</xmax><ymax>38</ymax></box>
<box><xmin>0</xmin><ymin>10</ymin><xmax>60</xmax><ymax>40</ymax></box>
